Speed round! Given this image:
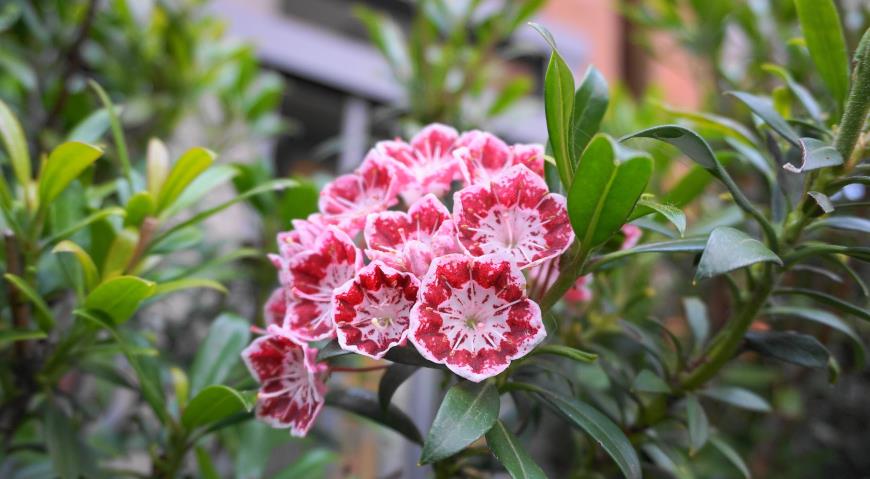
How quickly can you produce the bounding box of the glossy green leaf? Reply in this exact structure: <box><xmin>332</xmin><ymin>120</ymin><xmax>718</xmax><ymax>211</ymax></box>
<box><xmin>3</xmin><ymin>273</ymin><xmax>55</xmax><ymax>331</ymax></box>
<box><xmin>485</xmin><ymin>420</ymin><xmax>547</xmax><ymax>479</ymax></box>
<box><xmin>766</xmin><ymin>306</ymin><xmax>865</xmax><ymax>365</ymax></box>
<box><xmin>695</xmin><ymin>227</ymin><xmax>782</xmax><ymax>280</ymax></box>
<box><xmin>532</xmin><ymin>344</ymin><xmax>598</xmax><ymax>363</ymax></box>
<box><xmin>773</xmin><ymin>288</ymin><xmax>869</xmax><ymax>322</ymax></box>
<box><xmin>101</xmin><ymin>227</ymin><xmax>138</xmax><ymax>280</ymax></box>
<box><xmin>83</xmin><ymin>276</ymin><xmax>155</xmax><ymax>324</ymax></box>
<box><xmin>156</xmin><ymin>147</ymin><xmax>216</xmax><ymax>212</ymax></box>
<box><xmin>38</xmin><ymin>142</ymin><xmax>103</xmax><ymax>205</ymax></box>
<box><xmin>164</xmin><ymin>164</ymin><xmax>238</xmax><ymax>217</ymax></box>
<box><xmin>726</xmin><ymin>91</ymin><xmax>800</xmax><ymax>146</ymax></box>
<box><xmin>761</xmin><ymin>64</ymin><xmax>822</xmax><ymax>120</ymax></box>
<box><xmin>536</xmin><ymin>390</ymin><xmax>641</xmax><ymax>479</ymax></box>
<box><xmin>152</xmin><ymin>278</ymin><xmax>227</xmax><ymax>298</ymax></box>
<box><xmin>182</xmin><ymin>385</ymin><xmax>254</xmax><ymax>429</ymax></box>
<box><xmin>532</xmin><ymin>22</ymin><xmax>575</xmax><ymax>188</ymax></box>
<box><xmin>621</xmin><ymin>125</ymin><xmax>717</xmax><ymax>170</ymax></box>
<box><xmin>421</xmin><ymin>380</ymin><xmax>500</xmax><ymax>464</ymax></box>
<box><xmin>45</xmin><ymin>402</ymin><xmax>98</xmax><ymax>479</ymax></box>
<box><xmin>633</xmin><ymin>198</ymin><xmax>686</xmax><ymax>236</ymax></box>
<box><xmin>0</xmin><ymin>328</ymin><xmax>46</xmax><ymax>347</ymax></box>
<box><xmin>326</xmin><ymin>388</ymin><xmax>422</xmax><ymax>444</ymax></box>
<box><xmin>378</xmin><ymin>363</ymin><xmax>418</xmax><ymax>410</ymax></box>
<box><xmin>701</xmin><ymin>386</ymin><xmax>771</xmax><ymax>413</ymax></box>
<box><xmin>189</xmin><ymin>313</ymin><xmax>250</xmax><ymax>395</ymax></box>
<box><xmin>794</xmin><ymin>0</ymin><xmax>849</xmax><ymax>111</ymax></box>
<box><xmin>685</xmin><ymin>395</ymin><xmax>709</xmax><ymax>454</ymax></box>
<box><xmin>683</xmin><ymin>297</ymin><xmax>709</xmax><ymax>352</ymax></box>
<box><xmin>568</xmin><ymin>135</ymin><xmax>653</xmax><ymax>249</ymax></box>
<box><xmin>384</xmin><ymin>345</ymin><xmax>445</xmax><ymax>369</ymax></box>
<box><xmin>810</xmin><ymin>216</ymin><xmax>870</xmax><ymax>234</ymax></box>
<box><xmin>53</xmin><ymin>240</ymin><xmax>99</xmax><ymax>291</ymax></box>
<box><xmin>570</xmin><ymin>66</ymin><xmax>609</xmax><ymax>161</ymax></box>
<box><xmin>590</xmin><ymin>238</ymin><xmax>707</xmax><ymax>272</ymax></box>
<box><xmin>67</xmin><ymin>108</ymin><xmax>112</xmax><ymax>143</ymax></box>
<box><xmin>632</xmin><ymin>369</ymin><xmax>671</xmax><ymax>394</ymax></box>
<box><xmin>710</xmin><ymin>436</ymin><xmax>751</xmax><ymax>479</ymax></box>
<box><xmin>0</xmin><ymin>98</ymin><xmax>31</xmax><ymax>186</ymax></box>
<box><xmin>124</xmin><ymin>191</ymin><xmax>155</xmax><ymax>228</ymax></box>
<box><xmin>661</xmin><ymin>104</ymin><xmax>759</xmax><ymax>146</ymax></box>
<box><xmin>744</xmin><ymin>331</ymin><xmax>830</xmax><ymax>368</ymax></box>
<box><xmin>783</xmin><ymin>138</ymin><xmax>843</xmax><ymax>173</ymax></box>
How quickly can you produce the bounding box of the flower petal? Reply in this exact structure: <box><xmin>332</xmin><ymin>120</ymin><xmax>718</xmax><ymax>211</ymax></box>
<box><xmin>376</xmin><ymin>124</ymin><xmax>460</xmax><ymax>203</ymax></box>
<box><xmin>333</xmin><ymin>261</ymin><xmax>420</xmax><ymax>359</ymax></box>
<box><xmin>318</xmin><ymin>154</ymin><xmax>399</xmax><ymax>233</ymax></box>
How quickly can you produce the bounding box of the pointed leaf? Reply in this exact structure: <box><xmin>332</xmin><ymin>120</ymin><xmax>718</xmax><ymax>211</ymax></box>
<box><xmin>701</xmin><ymin>386</ymin><xmax>771</xmax><ymax>413</ymax></box>
<box><xmin>157</xmin><ymin>147</ymin><xmax>216</xmax><ymax>212</ymax></box>
<box><xmin>710</xmin><ymin>436</ymin><xmax>751</xmax><ymax>479</ymax></box>
<box><xmin>766</xmin><ymin>306</ymin><xmax>865</xmax><ymax>365</ymax></box>
<box><xmin>632</xmin><ymin>369</ymin><xmax>671</xmax><ymax>394</ymax></box>
<box><xmin>42</xmin><ymin>207</ymin><xmax>126</xmax><ymax>248</ymax></box>
<box><xmin>590</xmin><ymin>238</ymin><xmax>707</xmax><ymax>271</ymax></box>
<box><xmin>685</xmin><ymin>395</ymin><xmax>709</xmax><ymax>454</ymax></box>
<box><xmin>53</xmin><ymin>240</ymin><xmax>99</xmax><ymax>291</ymax></box>
<box><xmin>485</xmin><ymin>420</ymin><xmax>547</xmax><ymax>479</ymax></box>
<box><xmin>67</xmin><ymin>108</ymin><xmax>112</xmax><ymax>143</ymax></box>
<box><xmin>3</xmin><ymin>273</ymin><xmax>55</xmax><ymax>331</ymax></box>
<box><xmin>0</xmin><ymin>99</ymin><xmax>31</xmax><ymax>186</ymax></box>
<box><xmin>570</xmin><ymin>66</ymin><xmax>609</xmax><ymax>161</ymax></box>
<box><xmin>532</xmin><ymin>344</ymin><xmax>598</xmax><ymax>363</ymax></box>
<box><xmin>421</xmin><ymin>380</ymin><xmax>500</xmax><ymax>464</ymax></box>
<box><xmin>773</xmin><ymin>288</ymin><xmax>870</xmax><ymax>322</ymax></box>
<box><xmin>794</xmin><ymin>0</ymin><xmax>849</xmax><ymax>111</ymax></box>
<box><xmin>621</xmin><ymin>125</ymin><xmax>718</xmax><ymax>170</ymax></box>
<box><xmin>151</xmin><ymin>278</ymin><xmax>227</xmax><ymax>298</ymax></box>
<box><xmin>182</xmin><ymin>385</ymin><xmax>254</xmax><ymax>429</ymax></box>
<box><xmin>761</xmin><ymin>64</ymin><xmax>822</xmax><ymax>120</ymax></box>
<box><xmin>744</xmin><ymin>331</ymin><xmax>830</xmax><ymax>368</ymax></box>
<box><xmin>808</xmin><ymin>191</ymin><xmax>834</xmax><ymax>213</ymax></box>
<box><xmin>124</xmin><ymin>191</ymin><xmax>155</xmax><ymax>228</ymax></box>
<box><xmin>810</xmin><ymin>216</ymin><xmax>870</xmax><ymax>234</ymax></box>
<box><xmin>683</xmin><ymin>297</ymin><xmax>709</xmax><ymax>352</ymax></box>
<box><xmin>378</xmin><ymin>363</ymin><xmax>418</xmax><ymax>410</ymax></box>
<box><xmin>695</xmin><ymin>227</ymin><xmax>782</xmax><ymax>280</ymax></box>
<box><xmin>0</xmin><ymin>328</ymin><xmax>46</xmax><ymax>347</ymax></box>
<box><xmin>726</xmin><ymin>92</ymin><xmax>800</xmax><ymax>146</ymax></box>
<box><xmin>633</xmin><ymin>198</ymin><xmax>686</xmax><ymax>236</ymax></box>
<box><xmin>326</xmin><ymin>388</ymin><xmax>422</xmax><ymax>444</ymax></box>
<box><xmin>189</xmin><ymin>313</ymin><xmax>250</xmax><ymax>395</ymax></box>
<box><xmin>783</xmin><ymin>138</ymin><xmax>843</xmax><ymax>173</ymax></box>
<box><xmin>38</xmin><ymin>142</ymin><xmax>103</xmax><ymax>205</ymax></box>
<box><xmin>83</xmin><ymin>276</ymin><xmax>155</xmax><ymax>324</ymax></box>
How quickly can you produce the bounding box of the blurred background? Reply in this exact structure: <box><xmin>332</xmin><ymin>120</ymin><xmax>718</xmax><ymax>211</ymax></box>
<box><xmin>1</xmin><ymin>0</ymin><xmax>868</xmax><ymax>477</ymax></box>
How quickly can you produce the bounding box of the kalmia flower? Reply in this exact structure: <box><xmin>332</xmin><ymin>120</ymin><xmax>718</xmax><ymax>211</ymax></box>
<box><xmin>319</xmin><ymin>154</ymin><xmax>400</xmax><ymax>234</ymax></box>
<box><xmin>333</xmin><ymin>261</ymin><xmax>420</xmax><ymax>359</ymax></box>
<box><xmin>241</xmin><ymin>335</ymin><xmax>327</xmax><ymax>437</ymax></box>
<box><xmin>364</xmin><ymin>194</ymin><xmax>458</xmax><ymax>277</ymax></box>
<box><xmin>377</xmin><ymin>123</ymin><xmax>460</xmax><ymax>203</ymax></box>
<box><xmin>454</xmin><ymin>164</ymin><xmax>573</xmax><ymax>269</ymax></box>
<box><xmin>272</xmin><ymin>226</ymin><xmax>363</xmax><ymax>342</ymax></box>
<box><xmin>276</xmin><ymin>214</ymin><xmax>329</xmax><ymax>259</ymax></box>
<box><xmin>455</xmin><ymin>130</ymin><xmax>545</xmax><ymax>185</ymax></box>
<box><xmin>620</xmin><ymin>224</ymin><xmax>642</xmax><ymax>250</ymax></box>
<box><xmin>409</xmin><ymin>253</ymin><xmax>546</xmax><ymax>382</ymax></box>
<box><xmin>264</xmin><ymin>287</ymin><xmax>288</xmax><ymax>327</ymax></box>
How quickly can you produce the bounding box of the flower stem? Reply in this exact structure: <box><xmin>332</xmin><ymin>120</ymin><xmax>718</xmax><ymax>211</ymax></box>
<box><xmin>836</xmin><ymin>28</ymin><xmax>870</xmax><ymax>167</ymax></box>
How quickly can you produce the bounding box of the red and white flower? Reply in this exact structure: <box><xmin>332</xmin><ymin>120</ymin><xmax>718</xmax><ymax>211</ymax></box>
<box><xmin>565</xmin><ymin>274</ymin><xmax>593</xmax><ymax>303</ymax></box>
<box><xmin>620</xmin><ymin>224</ymin><xmax>642</xmax><ymax>250</ymax></box>
<box><xmin>264</xmin><ymin>287</ymin><xmax>289</xmax><ymax>327</ymax></box>
<box><xmin>273</xmin><ymin>227</ymin><xmax>363</xmax><ymax>342</ymax></box>
<box><xmin>377</xmin><ymin>123</ymin><xmax>460</xmax><ymax>203</ymax></box>
<box><xmin>455</xmin><ymin>131</ymin><xmax>545</xmax><ymax>185</ymax></box>
<box><xmin>241</xmin><ymin>335</ymin><xmax>327</xmax><ymax>437</ymax></box>
<box><xmin>332</xmin><ymin>261</ymin><xmax>420</xmax><ymax>359</ymax></box>
<box><xmin>364</xmin><ymin>194</ymin><xmax>458</xmax><ymax>277</ymax></box>
<box><xmin>453</xmin><ymin>164</ymin><xmax>573</xmax><ymax>269</ymax></box>
<box><xmin>277</xmin><ymin>214</ymin><xmax>329</xmax><ymax>259</ymax></box>
<box><xmin>408</xmin><ymin>253</ymin><xmax>546</xmax><ymax>382</ymax></box>
<box><xmin>318</xmin><ymin>154</ymin><xmax>400</xmax><ymax>234</ymax></box>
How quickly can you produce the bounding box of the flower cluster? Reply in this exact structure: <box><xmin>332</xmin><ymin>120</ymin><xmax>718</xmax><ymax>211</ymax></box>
<box><xmin>242</xmin><ymin>124</ymin><xmax>575</xmax><ymax>436</ymax></box>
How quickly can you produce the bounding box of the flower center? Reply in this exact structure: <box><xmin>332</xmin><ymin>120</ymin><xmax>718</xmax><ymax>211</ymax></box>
<box><xmin>464</xmin><ymin>313</ymin><xmax>484</xmax><ymax>329</ymax></box>
<box><xmin>371</xmin><ymin>316</ymin><xmax>394</xmax><ymax>329</ymax></box>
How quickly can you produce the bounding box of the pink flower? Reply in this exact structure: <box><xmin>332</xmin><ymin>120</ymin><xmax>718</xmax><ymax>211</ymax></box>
<box><xmin>565</xmin><ymin>274</ymin><xmax>593</xmax><ymax>303</ymax></box>
<box><xmin>526</xmin><ymin>257</ymin><xmax>593</xmax><ymax>305</ymax></box>
<box><xmin>453</xmin><ymin>164</ymin><xmax>573</xmax><ymax>269</ymax></box>
<box><xmin>273</xmin><ymin>227</ymin><xmax>363</xmax><ymax>342</ymax></box>
<box><xmin>241</xmin><ymin>335</ymin><xmax>327</xmax><ymax>437</ymax></box>
<box><xmin>276</xmin><ymin>214</ymin><xmax>329</xmax><ymax>259</ymax></box>
<box><xmin>332</xmin><ymin>261</ymin><xmax>420</xmax><ymax>359</ymax></box>
<box><xmin>318</xmin><ymin>154</ymin><xmax>400</xmax><ymax>234</ymax></box>
<box><xmin>364</xmin><ymin>194</ymin><xmax>458</xmax><ymax>277</ymax></box>
<box><xmin>620</xmin><ymin>224</ymin><xmax>642</xmax><ymax>250</ymax></box>
<box><xmin>455</xmin><ymin>131</ymin><xmax>545</xmax><ymax>185</ymax></box>
<box><xmin>264</xmin><ymin>288</ymin><xmax>288</xmax><ymax>327</ymax></box>
<box><xmin>408</xmin><ymin>253</ymin><xmax>546</xmax><ymax>382</ymax></box>
<box><xmin>377</xmin><ymin>123</ymin><xmax>460</xmax><ymax>203</ymax></box>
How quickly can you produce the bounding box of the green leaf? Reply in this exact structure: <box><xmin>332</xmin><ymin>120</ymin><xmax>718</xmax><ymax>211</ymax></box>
<box><xmin>156</xmin><ymin>147</ymin><xmax>216</xmax><ymax>212</ymax></box>
<box><xmin>89</xmin><ymin>80</ymin><xmax>132</xmax><ymax>183</ymax></box>
<box><xmin>621</xmin><ymin>125</ymin><xmax>718</xmax><ymax>170</ymax></box>
<box><xmin>810</xmin><ymin>216</ymin><xmax>870</xmax><ymax>234</ymax></box>
<box><xmin>765</xmin><ymin>306</ymin><xmax>865</xmax><ymax>365</ymax></box>
<box><xmin>744</xmin><ymin>331</ymin><xmax>830</xmax><ymax>368</ymax></box>
<box><xmin>695</xmin><ymin>227</ymin><xmax>782</xmax><ymax>280</ymax></box>
<box><xmin>189</xmin><ymin>313</ymin><xmax>250</xmax><ymax>395</ymax></box>
<box><xmin>273</xmin><ymin>448</ymin><xmax>338</xmax><ymax>479</ymax></box>
<box><xmin>101</xmin><ymin>227</ymin><xmax>138</xmax><ymax>280</ymax></box>
<box><xmin>808</xmin><ymin>191</ymin><xmax>834</xmax><ymax>213</ymax></box>
<box><xmin>0</xmin><ymin>98</ymin><xmax>31</xmax><ymax>186</ymax></box>
<box><xmin>661</xmin><ymin>104</ymin><xmax>759</xmax><ymax>146</ymax></box>
<box><xmin>726</xmin><ymin>92</ymin><xmax>800</xmax><ymax>146</ymax></box>
<box><xmin>383</xmin><ymin>345</ymin><xmax>445</xmax><ymax>369</ymax></box>
<box><xmin>685</xmin><ymin>395</ymin><xmax>709</xmax><ymax>454</ymax></box>
<box><xmin>761</xmin><ymin>64</ymin><xmax>822</xmax><ymax>120</ymax></box>
<box><xmin>794</xmin><ymin>0</ymin><xmax>849</xmax><ymax>112</ymax></box>
<box><xmin>536</xmin><ymin>390</ymin><xmax>641</xmax><ymax>479</ymax></box>
<box><xmin>633</xmin><ymin>198</ymin><xmax>686</xmax><ymax>236</ymax></box>
<box><xmin>568</xmin><ymin>135</ymin><xmax>653</xmax><ymax>249</ymax></box>
<box><xmin>182</xmin><ymin>385</ymin><xmax>254</xmax><ymax>429</ymax></box>
<box><xmin>378</xmin><ymin>363</ymin><xmax>418</xmax><ymax>410</ymax></box>
<box><xmin>195</xmin><ymin>446</ymin><xmax>220</xmax><ymax>479</ymax></box>
<box><xmin>485</xmin><ymin>420</ymin><xmax>547</xmax><ymax>479</ymax></box>
<box><xmin>53</xmin><ymin>240</ymin><xmax>99</xmax><ymax>291</ymax></box>
<box><xmin>421</xmin><ymin>380</ymin><xmax>500</xmax><ymax>464</ymax></box>
<box><xmin>700</xmin><ymin>386</ymin><xmax>771</xmax><ymax>413</ymax></box>
<box><xmin>632</xmin><ymin>369</ymin><xmax>671</xmax><ymax>394</ymax></box>
<box><xmin>570</xmin><ymin>66</ymin><xmax>609</xmax><ymax>161</ymax></box>
<box><xmin>683</xmin><ymin>297</ymin><xmax>709</xmax><ymax>353</ymax></box>
<box><xmin>42</xmin><ymin>207</ymin><xmax>126</xmax><ymax>249</ymax></box>
<box><xmin>326</xmin><ymin>388</ymin><xmax>422</xmax><ymax>444</ymax></box>
<box><xmin>37</xmin><ymin>141</ymin><xmax>102</xmax><ymax>206</ymax></box>
<box><xmin>124</xmin><ymin>191</ymin><xmax>155</xmax><ymax>228</ymax></box>
<box><xmin>590</xmin><ymin>238</ymin><xmax>707</xmax><ymax>272</ymax></box>
<box><xmin>67</xmin><ymin>108</ymin><xmax>112</xmax><ymax>143</ymax></box>
<box><xmin>44</xmin><ymin>402</ymin><xmax>98</xmax><ymax>479</ymax></box>
<box><xmin>532</xmin><ymin>344</ymin><xmax>598</xmax><ymax>363</ymax></box>
<box><xmin>773</xmin><ymin>288</ymin><xmax>869</xmax><ymax>322</ymax></box>
<box><xmin>783</xmin><ymin>138</ymin><xmax>843</xmax><ymax>173</ymax></box>
<box><xmin>163</xmin><ymin>164</ymin><xmax>238</xmax><ymax>217</ymax></box>
<box><xmin>3</xmin><ymin>273</ymin><xmax>55</xmax><ymax>332</ymax></box>
<box><xmin>488</xmin><ymin>76</ymin><xmax>533</xmax><ymax>117</ymax></box>
<box><xmin>84</xmin><ymin>276</ymin><xmax>155</xmax><ymax>324</ymax></box>
<box><xmin>315</xmin><ymin>339</ymin><xmax>354</xmax><ymax>362</ymax></box>
<box><xmin>151</xmin><ymin>278</ymin><xmax>227</xmax><ymax>298</ymax></box>
<box><xmin>710</xmin><ymin>436</ymin><xmax>751</xmax><ymax>479</ymax></box>
<box><xmin>0</xmin><ymin>328</ymin><xmax>46</xmax><ymax>347</ymax></box>
<box><xmin>532</xmin><ymin>22</ymin><xmax>575</xmax><ymax>188</ymax></box>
